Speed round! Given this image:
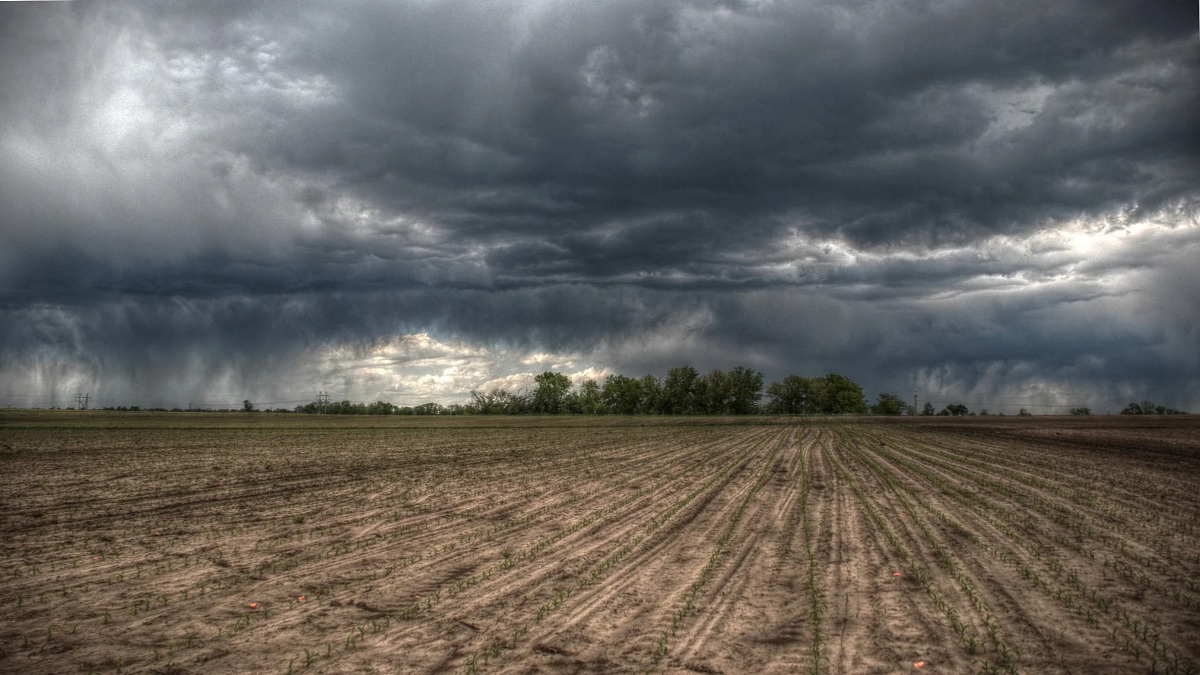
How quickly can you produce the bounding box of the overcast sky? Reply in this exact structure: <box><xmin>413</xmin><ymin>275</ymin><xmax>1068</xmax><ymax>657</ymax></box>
<box><xmin>1</xmin><ymin>0</ymin><xmax>1197</xmax><ymax>413</ymax></box>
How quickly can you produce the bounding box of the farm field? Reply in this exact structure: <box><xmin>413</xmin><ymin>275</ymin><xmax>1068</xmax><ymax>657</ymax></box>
<box><xmin>1</xmin><ymin>412</ymin><xmax>1198</xmax><ymax>674</ymax></box>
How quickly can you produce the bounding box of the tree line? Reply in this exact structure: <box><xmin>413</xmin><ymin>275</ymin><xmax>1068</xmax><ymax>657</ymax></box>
<box><xmin>467</xmin><ymin>367</ymin><xmax>879</xmax><ymax>416</ymax></box>
<box><xmin>290</xmin><ymin>369</ymin><xmax>1190</xmax><ymax>417</ymax></box>
<box><xmin>292</xmin><ymin>367</ymin><xmax>884</xmax><ymax>416</ymax></box>
<box><xmin>471</xmin><ymin>367</ymin><xmax>768</xmax><ymax>415</ymax></box>
<box><xmin>1119</xmin><ymin>400</ymin><xmax>1187</xmax><ymax>415</ymax></box>
<box><xmin>295</xmin><ymin>400</ymin><xmax>448</xmax><ymax>415</ymax></box>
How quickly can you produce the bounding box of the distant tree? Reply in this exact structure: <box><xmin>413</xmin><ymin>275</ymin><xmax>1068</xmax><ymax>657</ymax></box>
<box><xmin>1121</xmin><ymin>400</ymin><xmax>1186</xmax><ymax>415</ymax></box>
<box><xmin>661</xmin><ymin>366</ymin><xmax>701</xmax><ymax>414</ymax></box>
<box><xmin>942</xmin><ymin>403</ymin><xmax>970</xmax><ymax>416</ymax></box>
<box><xmin>242</xmin><ymin>399</ymin><xmax>255</xmax><ymax>413</ymax></box>
<box><xmin>470</xmin><ymin>388</ymin><xmax>532</xmax><ymax>414</ymax></box>
<box><xmin>571</xmin><ymin>379</ymin><xmax>603</xmax><ymax>414</ymax></box>
<box><xmin>581</xmin><ymin>379</ymin><xmax>603</xmax><ymax>413</ymax></box>
<box><xmin>818</xmin><ymin>373</ymin><xmax>868</xmax><ymax>414</ymax></box>
<box><xmin>921</xmin><ymin>401</ymin><xmax>936</xmax><ymax>416</ymax></box>
<box><xmin>532</xmin><ymin>371</ymin><xmax>573</xmax><ymax>414</ymax></box>
<box><xmin>639</xmin><ymin>374</ymin><xmax>664</xmax><ymax>414</ymax></box>
<box><xmin>365</xmin><ymin>400</ymin><xmax>397</xmax><ymax>415</ymax></box>
<box><xmin>696</xmin><ymin>369</ymin><xmax>728</xmax><ymax>414</ymax></box>
<box><xmin>601</xmin><ymin>374</ymin><xmax>643</xmax><ymax>414</ymax></box>
<box><xmin>871</xmin><ymin>393</ymin><xmax>910</xmax><ymax>416</ymax></box>
<box><xmin>978</xmin><ymin>408</ymin><xmax>990</xmax><ymax>416</ymax></box>
<box><xmin>412</xmin><ymin>402</ymin><xmax>444</xmax><ymax>415</ymax></box>
<box><xmin>686</xmin><ymin>367</ymin><xmax>764</xmax><ymax>415</ymax></box>
<box><xmin>1068</xmin><ymin>407</ymin><xmax>1093</xmax><ymax>416</ymax></box>
<box><xmin>765</xmin><ymin>373</ymin><xmax>866</xmax><ymax>415</ymax></box>
<box><xmin>726</xmin><ymin>366</ymin><xmax>765</xmax><ymax>414</ymax></box>
<box><xmin>469</xmin><ymin>389</ymin><xmax>509</xmax><ymax>414</ymax></box>
<box><xmin>511</xmin><ymin>389</ymin><xmax>530</xmax><ymax>414</ymax></box>
<box><xmin>765</xmin><ymin>375</ymin><xmax>808</xmax><ymax>414</ymax></box>
<box><xmin>1018</xmin><ymin>408</ymin><xmax>1032</xmax><ymax>416</ymax></box>
<box><xmin>502</xmin><ymin>389</ymin><xmax>529</xmax><ymax>414</ymax></box>
<box><xmin>800</xmin><ymin>377</ymin><xmax>827</xmax><ymax>414</ymax></box>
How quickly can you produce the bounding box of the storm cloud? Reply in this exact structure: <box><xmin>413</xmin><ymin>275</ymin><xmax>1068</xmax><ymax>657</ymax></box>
<box><xmin>1</xmin><ymin>0</ymin><xmax>1197</xmax><ymax>412</ymax></box>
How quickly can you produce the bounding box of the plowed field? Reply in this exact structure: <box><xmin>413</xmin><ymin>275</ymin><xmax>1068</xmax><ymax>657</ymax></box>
<box><xmin>1</xmin><ymin>412</ymin><xmax>1198</xmax><ymax>674</ymax></box>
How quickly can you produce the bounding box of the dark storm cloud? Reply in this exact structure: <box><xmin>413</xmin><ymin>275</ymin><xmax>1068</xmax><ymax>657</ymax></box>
<box><xmin>0</xmin><ymin>0</ymin><xmax>1197</xmax><ymax>410</ymax></box>
<box><xmin>268</xmin><ymin>0</ymin><xmax>1199</xmax><ymax>249</ymax></box>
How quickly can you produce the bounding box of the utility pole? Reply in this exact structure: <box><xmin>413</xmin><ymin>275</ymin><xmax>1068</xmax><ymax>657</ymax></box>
<box><xmin>76</xmin><ymin>393</ymin><xmax>90</xmax><ymax>410</ymax></box>
<box><xmin>317</xmin><ymin>391</ymin><xmax>330</xmax><ymax>414</ymax></box>
<box><xmin>913</xmin><ymin>392</ymin><xmax>918</xmax><ymax>416</ymax></box>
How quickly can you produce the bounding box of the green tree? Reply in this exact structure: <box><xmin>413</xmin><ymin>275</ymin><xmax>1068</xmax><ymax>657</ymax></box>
<box><xmin>469</xmin><ymin>389</ymin><xmax>513</xmax><ymax>414</ymax></box>
<box><xmin>601</xmin><ymin>374</ymin><xmax>643</xmax><ymax>414</ymax></box>
<box><xmin>921</xmin><ymin>401</ymin><xmax>936</xmax><ymax>416</ymax></box>
<box><xmin>365</xmin><ymin>400</ymin><xmax>397</xmax><ymax>415</ymax></box>
<box><xmin>800</xmin><ymin>377</ymin><xmax>825</xmax><ymax>414</ymax></box>
<box><xmin>871</xmin><ymin>393</ymin><xmax>910</xmax><ymax>416</ymax></box>
<box><xmin>571</xmin><ymin>379</ymin><xmax>603</xmax><ymax>414</ymax></box>
<box><xmin>725</xmin><ymin>366</ymin><xmax>765</xmax><ymax>414</ymax></box>
<box><xmin>817</xmin><ymin>373</ymin><xmax>868</xmax><ymax>414</ymax></box>
<box><xmin>1068</xmin><ymin>407</ymin><xmax>1092</xmax><ymax>416</ymax></box>
<box><xmin>532</xmin><ymin>371</ymin><xmax>573</xmax><ymax>414</ymax></box>
<box><xmin>242</xmin><ymin>399</ymin><xmax>255</xmax><ymax>413</ymax></box>
<box><xmin>943</xmin><ymin>403</ymin><xmax>970</xmax><ymax>416</ymax></box>
<box><xmin>639</xmin><ymin>374</ymin><xmax>664</xmax><ymax>414</ymax></box>
<box><xmin>1121</xmin><ymin>400</ymin><xmax>1186</xmax><ymax>414</ymax></box>
<box><xmin>328</xmin><ymin>400</ymin><xmax>360</xmax><ymax>414</ymax></box>
<box><xmin>764</xmin><ymin>373</ymin><xmax>866</xmax><ymax>415</ymax></box>
<box><xmin>765</xmin><ymin>375</ymin><xmax>808</xmax><ymax>414</ymax></box>
<box><xmin>695</xmin><ymin>369</ymin><xmax>727</xmax><ymax>414</ymax></box>
<box><xmin>661</xmin><ymin>366</ymin><xmax>701</xmax><ymax>414</ymax></box>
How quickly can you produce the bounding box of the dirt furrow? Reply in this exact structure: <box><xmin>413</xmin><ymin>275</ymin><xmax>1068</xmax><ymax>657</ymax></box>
<box><xmin>869</xmin><ymin>427</ymin><xmax>1200</xmax><ymax>673</ymax></box>
<box><xmin>320</xmin><ymin>429</ymin><xmax>771</xmax><ymax>674</ymax></box>
<box><xmin>661</xmin><ymin>428</ymin><xmax>800</xmax><ymax>673</ymax></box>
<box><xmin>475</xmin><ymin>431</ymin><xmax>778</xmax><ymax>674</ymax></box>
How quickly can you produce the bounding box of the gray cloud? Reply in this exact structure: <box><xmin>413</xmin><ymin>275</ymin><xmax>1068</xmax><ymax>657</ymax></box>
<box><xmin>1</xmin><ymin>0</ymin><xmax>1197</xmax><ymax>411</ymax></box>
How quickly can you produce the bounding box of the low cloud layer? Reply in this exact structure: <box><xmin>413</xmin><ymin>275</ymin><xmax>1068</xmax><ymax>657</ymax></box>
<box><xmin>1</xmin><ymin>0</ymin><xmax>1197</xmax><ymax>412</ymax></box>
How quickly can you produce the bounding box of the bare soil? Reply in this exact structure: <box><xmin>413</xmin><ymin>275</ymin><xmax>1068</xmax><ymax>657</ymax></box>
<box><xmin>1</xmin><ymin>412</ymin><xmax>1197</xmax><ymax>674</ymax></box>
